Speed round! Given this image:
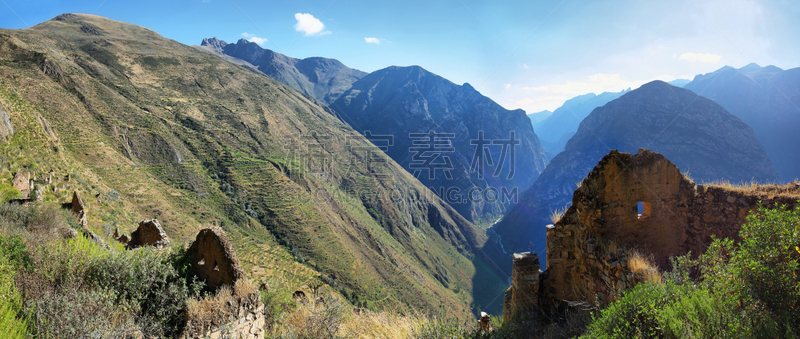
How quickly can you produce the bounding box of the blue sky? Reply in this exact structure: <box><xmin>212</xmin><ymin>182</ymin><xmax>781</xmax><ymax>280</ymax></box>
<box><xmin>2</xmin><ymin>0</ymin><xmax>798</xmax><ymax>113</ymax></box>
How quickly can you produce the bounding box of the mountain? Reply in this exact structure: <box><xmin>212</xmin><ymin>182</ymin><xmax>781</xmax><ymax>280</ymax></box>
<box><xmin>491</xmin><ymin>80</ymin><xmax>777</xmax><ymax>269</ymax></box>
<box><xmin>329</xmin><ymin>65</ymin><xmax>548</xmax><ymax>225</ymax></box>
<box><xmin>527</xmin><ymin>110</ymin><xmax>552</xmax><ymax>124</ymax></box>
<box><xmin>685</xmin><ymin>63</ymin><xmax>800</xmax><ymax>181</ymax></box>
<box><xmin>668</xmin><ymin>79</ymin><xmax>690</xmax><ymax>87</ymax></box>
<box><xmin>198</xmin><ymin>37</ymin><xmax>367</xmax><ymax>105</ymax></box>
<box><xmin>0</xmin><ymin>13</ymin><xmax>496</xmax><ymax>319</ymax></box>
<box><xmin>532</xmin><ymin>89</ymin><xmax>629</xmax><ymax>157</ymax></box>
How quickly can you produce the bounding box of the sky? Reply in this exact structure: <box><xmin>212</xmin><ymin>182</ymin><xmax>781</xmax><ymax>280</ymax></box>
<box><xmin>1</xmin><ymin>0</ymin><xmax>798</xmax><ymax>113</ymax></box>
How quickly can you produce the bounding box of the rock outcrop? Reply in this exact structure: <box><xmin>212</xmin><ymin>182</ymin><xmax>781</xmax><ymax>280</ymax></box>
<box><xmin>0</xmin><ymin>101</ymin><xmax>14</xmax><ymax>142</ymax></box>
<box><xmin>502</xmin><ymin>149</ymin><xmax>800</xmax><ymax>319</ymax></box>
<box><xmin>188</xmin><ymin>227</ymin><xmax>244</xmax><ymax>290</ymax></box>
<box><xmin>127</xmin><ymin>219</ymin><xmax>170</xmax><ymax>249</ymax></box>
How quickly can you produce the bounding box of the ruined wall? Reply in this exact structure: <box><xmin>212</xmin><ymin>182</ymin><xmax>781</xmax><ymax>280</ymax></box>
<box><xmin>502</xmin><ymin>252</ymin><xmax>540</xmax><ymax>323</ymax></box>
<box><xmin>181</xmin><ymin>289</ymin><xmax>265</xmax><ymax>339</ymax></box>
<box><xmin>541</xmin><ymin>149</ymin><xmax>798</xmax><ymax>308</ymax></box>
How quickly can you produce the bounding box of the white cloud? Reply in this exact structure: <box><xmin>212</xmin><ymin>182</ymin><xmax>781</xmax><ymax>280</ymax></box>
<box><xmin>504</xmin><ymin>83</ymin><xmax>512</xmax><ymax>89</ymax></box>
<box><xmin>294</xmin><ymin>13</ymin><xmax>330</xmax><ymax>36</ymax></box>
<box><xmin>522</xmin><ymin>63</ymin><xmax>529</xmax><ymax>69</ymax></box>
<box><xmin>241</xmin><ymin>32</ymin><xmax>267</xmax><ymax>46</ymax></box>
<box><xmin>516</xmin><ymin>73</ymin><xmax>678</xmax><ymax>112</ymax></box>
<box><xmin>679</xmin><ymin>52</ymin><xmax>722</xmax><ymax>63</ymax></box>
<box><xmin>364</xmin><ymin>37</ymin><xmax>381</xmax><ymax>44</ymax></box>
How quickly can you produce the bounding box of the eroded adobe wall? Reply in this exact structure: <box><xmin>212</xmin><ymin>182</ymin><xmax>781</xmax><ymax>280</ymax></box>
<box><xmin>541</xmin><ymin>149</ymin><xmax>798</xmax><ymax>308</ymax></box>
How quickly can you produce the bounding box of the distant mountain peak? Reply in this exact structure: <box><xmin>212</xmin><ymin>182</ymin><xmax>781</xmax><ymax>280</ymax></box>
<box><xmin>738</xmin><ymin>63</ymin><xmax>762</xmax><ymax>72</ymax></box>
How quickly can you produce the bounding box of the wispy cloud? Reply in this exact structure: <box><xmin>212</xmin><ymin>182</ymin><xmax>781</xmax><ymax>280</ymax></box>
<box><xmin>678</xmin><ymin>52</ymin><xmax>722</xmax><ymax>63</ymax></box>
<box><xmin>364</xmin><ymin>37</ymin><xmax>381</xmax><ymax>44</ymax></box>
<box><xmin>515</xmin><ymin>73</ymin><xmax>677</xmax><ymax>112</ymax></box>
<box><xmin>294</xmin><ymin>13</ymin><xmax>330</xmax><ymax>36</ymax></box>
<box><xmin>241</xmin><ymin>32</ymin><xmax>267</xmax><ymax>45</ymax></box>
<box><xmin>504</xmin><ymin>83</ymin><xmax>512</xmax><ymax>89</ymax></box>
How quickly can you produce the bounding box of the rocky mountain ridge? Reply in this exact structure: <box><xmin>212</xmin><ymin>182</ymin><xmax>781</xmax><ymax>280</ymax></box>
<box><xmin>330</xmin><ymin>65</ymin><xmax>549</xmax><ymax>224</ymax></box>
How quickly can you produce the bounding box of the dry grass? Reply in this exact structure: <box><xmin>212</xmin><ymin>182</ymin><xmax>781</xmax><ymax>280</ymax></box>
<box><xmin>629</xmin><ymin>250</ymin><xmax>662</xmax><ymax>284</ymax></box>
<box><xmin>550</xmin><ymin>206</ymin><xmax>568</xmax><ymax>224</ymax></box>
<box><xmin>266</xmin><ymin>289</ymin><xmax>431</xmax><ymax>339</ymax></box>
<box><xmin>704</xmin><ymin>179</ymin><xmax>800</xmax><ymax>199</ymax></box>
<box><xmin>186</xmin><ymin>279</ymin><xmax>259</xmax><ymax>334</ymax></box>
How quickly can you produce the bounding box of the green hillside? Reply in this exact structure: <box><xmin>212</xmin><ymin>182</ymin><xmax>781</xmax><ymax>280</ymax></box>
<box><xmin>0</xmin><ymin>13</ymin><xmax>494</xmax><ymax>320</ymax></box>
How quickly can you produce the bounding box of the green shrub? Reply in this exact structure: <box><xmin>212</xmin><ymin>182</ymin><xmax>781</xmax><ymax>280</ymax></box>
<box><xmin>0</xmin><ymin>234</ymin><xmax>31</xmax><ymax>270</ymax></box>
<box><xmin>0</xmin><ymin>253</ymin><xmax>26</xmax><ymax>339</ymax></box>
<box><xmin>584</xmin><ymin>202</ymin><xmax>800</xmax><ymax>339</ymax></box>
<box><xmin>0</xmin><ymin>183</ymin><xmax>20</xmax><ymax>204</ymax></box>
<box><xmin>84</xmin><ymin>246</ymin><xmax>202</xmax><ymax>337</ymax></box>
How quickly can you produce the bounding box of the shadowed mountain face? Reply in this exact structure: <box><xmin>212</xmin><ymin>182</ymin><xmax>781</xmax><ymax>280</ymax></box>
<box><xmin>533</xmin><ymin>89</ymin><xmax>629</xmax><ymax>157</ymax></box>
<box><xmin>492</xmin><ymin>80</ymin><xmax>777</xmax><ymax>269</ymax></box>
<box><xmin>330</xmin><ymin>65</ymin><xmax>548</xmax><ymax>224</ymax></box>
<box><xmin>0</xmin><ymin>13</ymin><xmax>490</xmax><ymax>319</ymax></box>
<box><xmin>198</xmin><ymin>38</ymin><xmax>367</xmax><ymax>105</ymax></box>
<box><xmin>685</xmin><ymin>63</ymin><xmax>800</xmax><ymax>181</ymax></box>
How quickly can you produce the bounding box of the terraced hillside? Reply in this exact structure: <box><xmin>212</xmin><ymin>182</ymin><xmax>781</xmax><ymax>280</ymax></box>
<box><xmin>0</xmin><ymin>13</ymin><xmax>492</xmax><ymax>319</ymax></box>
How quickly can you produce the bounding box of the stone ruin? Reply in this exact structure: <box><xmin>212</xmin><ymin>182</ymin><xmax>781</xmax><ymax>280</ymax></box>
<box><xmin>181</xmin><ymin>227</ymin><xmax>263</xmax><ymax>339</ymax></box>
<box><xmin>502</xmin><ymin>252</ymin><xmax>540</xmax><ymax>323</ymax></box>
<box><xmin>503</xmin><ymin>149</ymin><xmax>800</xmax><ymax>320</ymax></box>
<box><xmin>188</xmin><ymin>227</ymin><xmax>245</xmax><ymax>290</ymax></box>
<box><xmin>127</xmin><ymin>219</ymin><xmax>170</xmax><ymax>249</ymax></box>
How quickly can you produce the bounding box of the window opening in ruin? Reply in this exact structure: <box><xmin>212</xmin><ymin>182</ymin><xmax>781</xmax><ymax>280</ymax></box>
<box><xmin>637</xmin><ymin>201</ymin><xmax>651</xmax><ymax>219</ymax></box>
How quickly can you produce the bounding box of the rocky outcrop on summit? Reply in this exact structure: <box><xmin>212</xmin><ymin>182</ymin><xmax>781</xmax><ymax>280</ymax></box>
<box><xmin>331</xmin><ymin>66</ymin><xmax>548</xmax><ymax>223</ymax></box>
<box><xmin>127</xmin><ymin>219</ymin><xmax>170</xmax><ymax>249</ymax></box>
<box><xmin>188</xmin><ymin>227</ymin><xmax>244</xmax><ymax>290</ymax></box>
<box><xmin>492</xmin><ymin>80</ymin><xmax>776</xmax><ymax>269</ymax></box>
<box><xmin>685</xmin><ymin>63</ymin><xmax>800</xmax><ymax>181</ymax></box>
<box><xmin>198</xmin><ymin>38</ymin><xmax>367</xmax><ymax>104</ymax></box>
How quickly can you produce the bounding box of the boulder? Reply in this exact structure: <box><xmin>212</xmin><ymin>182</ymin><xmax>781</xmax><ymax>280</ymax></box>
<box><xmin>128</xmin><ymin>219</ymin><xmax>170</xmax><ymax>249</ymax></box>
<box><xmin>188</xmin><ymin>227</ymin><xmax>244</xmax><ymax>290</ymax></box>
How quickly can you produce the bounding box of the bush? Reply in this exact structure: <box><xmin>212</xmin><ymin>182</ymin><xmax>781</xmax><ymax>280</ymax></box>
<box><xmin>0</xmin><ymin>234</ymin><xmax>31</xmax><ymax>270</ymax></box>
<box><xmin>583</xmin><ymin>202</ymin><xmax>800</xmax><ymax>338</ymax></box>
<box><xmin>0</xmin><ymin>253</ymin><xmax>26</xmax><ymax>339</ymax></box>
<box><xmin>84</xmin><ymin>246</ymin><xmax>203</xmax><ymax>337</ymax></box>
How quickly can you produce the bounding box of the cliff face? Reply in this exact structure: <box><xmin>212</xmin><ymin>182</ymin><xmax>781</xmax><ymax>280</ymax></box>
<box><xmin>330</xmin><ymin>66</ymin><xmax>548</xmax><ymax>223</ymax></box>
<box><xmin>685</xmin><ymin>64</ymin><xmax>800</xmax><ymax>181</ymax></box>
<box><xmin>492</xmin><ymin>80</ymin><xmax>777</xmax><ymax>269</ymax></box>
<box><xmin>503</xmin><ymin>149</ymin><xmax>799</xmax><ymax>318</ymax></box>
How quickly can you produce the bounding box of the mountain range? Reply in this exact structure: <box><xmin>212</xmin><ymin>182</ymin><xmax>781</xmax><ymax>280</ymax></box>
<box><xmin>330</xmin><ymin>66</ymin><xmax>548</xmax><ymax>224</ymax></box>
<box><xmin>492</xmin><ymin>80</ymin><xmax>777</xmax><ymax>269</ymax></box>
<box><xmin>198</xmin><ymin>37</ymin><xmax>367</xmax><ymax>105</ymax></box>
<box><xmin>206</xmin><ymin>39</ymin><xmax>549</xmax><ymax>225</ymax></box>
<box><xmin>0</xmin><ymin>13</ymin><xmax>502</xmax><ymax>319</ymax></box>
<box><xmin>685</xmin><ymin>63</ymin><xmax>800</xmax><ymax>181</ymax></box>
<box><xmin>532</xmin><ymin>89</ymin><xmax>630</xmax><ymax>158</ymax></box>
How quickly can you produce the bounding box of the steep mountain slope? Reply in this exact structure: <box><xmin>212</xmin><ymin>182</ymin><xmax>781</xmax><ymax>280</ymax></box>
<box><xmin>533</xmin><ymin>89</ymin><xmax>629</xmax><ymax>156</ymax></box>
<box><xmin>0</xmin><ymin>13</ymin><xmax>488</xmax><ymax>319</ymax></box>
<box><xmin>198</xmin><ymin>38</ymin><xmax>367</xmax><ymax>105</ymax></box>
<box><xmin>685</xmin><ymin>63</ymin><xmax>800</xmax><ymax>181</ymax></box>
<box><xmin>330</xmin><ymin>66</ymin><xmax>548</xmax><ymax>225</ymax></box>
<box><xmin>492</xmin><ymin>81</ymin><xmax>776</xmax><ymax>269</ymax></box>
